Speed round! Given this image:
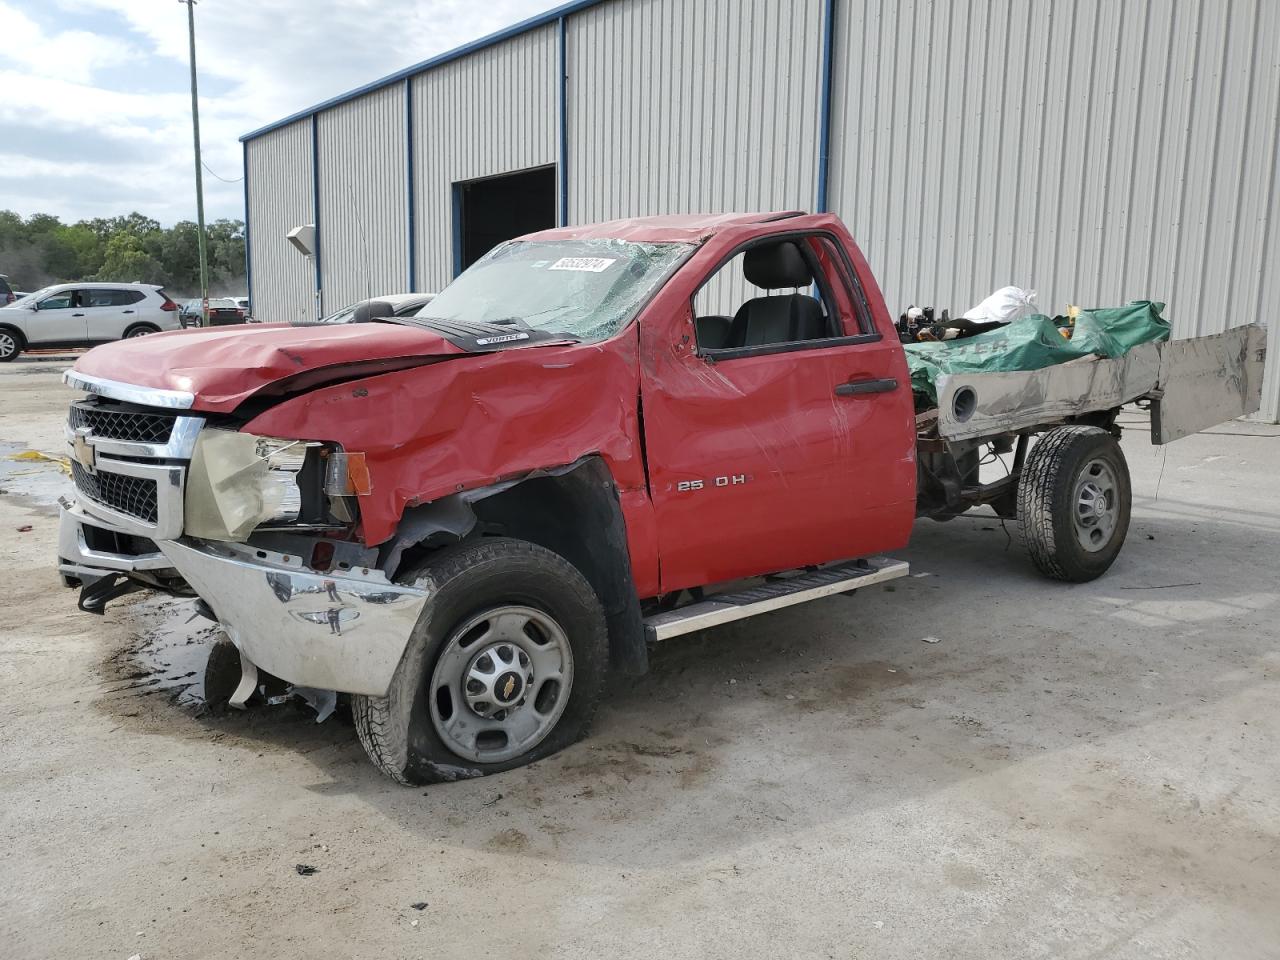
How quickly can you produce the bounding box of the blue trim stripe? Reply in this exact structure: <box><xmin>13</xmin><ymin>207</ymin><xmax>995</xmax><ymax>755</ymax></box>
<box><xmin>816</xmin><ymin>0</ymin><xmax>837</xmax><ymax>213</ymax></box>
<box><xmin>405</xmin><ymin>77</ymin><xmax>416</xmax><ymax>291</ymax></box>
<box><xmin>558</xmin><ymin>15</ymin><xmax>569</xmax><ymax>227</ymax></box>
<box><xmin>240</xmin><ymin>0</ymin><xmax>607</xmax><ymax>143</ymax></box>
<box><xmin>242</xmin><ymin>140</ymin><xmax>252</xmax><ymax>308</ymax></box>
<box><xmin>311</xmin><ymin>114</ymin><xmax>322</xmax><ymax>316</ymax></box>
<box><xmin>451</xmin><ymin>182</ymin><xmax>464</xmax><ymax>279</ymax></box>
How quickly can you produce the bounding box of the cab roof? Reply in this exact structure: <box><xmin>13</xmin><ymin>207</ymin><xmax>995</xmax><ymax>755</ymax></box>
<box><xmin>521</xmin><ymin>211</ymin><xmax>810</xmax><ymax>244</ymax></box>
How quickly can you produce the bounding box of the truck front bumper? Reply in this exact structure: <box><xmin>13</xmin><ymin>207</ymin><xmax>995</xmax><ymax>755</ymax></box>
<box><xmin>155</xmin><ymin>538</ymin><xmax>429</xmax><ymax>697</ymax></box>
<box><xmin>60</xmin><ymin>499</ymin><xmax>429</xmax><ymax>697</ymax></box>
<box><xmin>58</xmin><ymin>498</ymin><xmax>178</xmax><ymax>585</ymax></box>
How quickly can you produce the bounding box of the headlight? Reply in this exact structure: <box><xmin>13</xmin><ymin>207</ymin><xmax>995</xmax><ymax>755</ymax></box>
<box><xmin>184</xmin><ymin>430</ymin><xmax>333</xmax><ymax>541</ymax></box>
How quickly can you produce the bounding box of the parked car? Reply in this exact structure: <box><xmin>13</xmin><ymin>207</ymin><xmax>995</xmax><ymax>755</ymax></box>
<box><xmin>52</xmin><ymin>212</ymin><xmax>1266</xmax><ymax>785</ymax></box>
<box><xmin>308</xmin><ymin>293</ymin><xmax>436</xmax><ymax>325</ymax></box>
<box><xmin>205</xmin><ymin>297</ymin><xmax>245</xmax><ymax>327</ymax></box>
<box><xmin>178</xmin><ymin>297</ymin><xmax>248</xmax><ymax>328</ymax></box>
<box><xmin>233</xmin><ymin>296</ymin><xmax>251</xmax><ymax>319</ymax></box>
<box><xmin>178</xmin><ymin>299</ymin><xmax>203</xmax><ymax>327</ymax></box>
<box><xmin>0</xmin><ymin>274</ymin><xmax>15</xmax><ymax>305</ymax></box>
<box><xmin>0</xmin><ymin>282</ymin><xmax>180</xmax><ymax>361</ymax></box>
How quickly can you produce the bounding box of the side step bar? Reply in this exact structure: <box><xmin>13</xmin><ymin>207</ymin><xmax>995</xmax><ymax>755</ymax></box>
<box><xmin>643</xmin><ymin>556</ymin><xmax>909</xmax><ymax>642</ymax></box>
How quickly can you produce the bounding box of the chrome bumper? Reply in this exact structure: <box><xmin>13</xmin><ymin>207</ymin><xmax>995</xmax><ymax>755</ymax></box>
<box><xmin>156</xmin><ymin>538</ymin><xmax>429</xmax><ymax>697</ymax></box>
<box><xmin>57</xmin><ymin>498</ymin><xmax>178</xmax><ymax>582</ymax></box>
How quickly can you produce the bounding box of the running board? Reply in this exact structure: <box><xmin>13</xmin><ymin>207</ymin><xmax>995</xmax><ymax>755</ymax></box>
<box><xmin>643</xmin><ymin>556</ymin><xmax>909</xmax><ymax>642</ymax></box>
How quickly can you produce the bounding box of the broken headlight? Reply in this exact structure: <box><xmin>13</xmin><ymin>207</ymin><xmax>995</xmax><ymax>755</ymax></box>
<box><xmin>184</xmin><ymin>429</ymin><xmax>343</xmax><ymax>541</ymax></box>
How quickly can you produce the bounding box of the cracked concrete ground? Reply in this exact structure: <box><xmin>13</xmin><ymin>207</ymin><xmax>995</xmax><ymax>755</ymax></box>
<box><xmin>1</xmin><ymin>354</ymin><xmax>1277</xmax><ymax>959</ymax></box>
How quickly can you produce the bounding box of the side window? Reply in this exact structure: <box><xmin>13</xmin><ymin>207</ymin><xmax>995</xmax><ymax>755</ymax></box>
<box><xmin>806</xmin><ymin>236</ymin><xmax>874</xmax><ymax>335</ymax></box>
<box><xmin>85</xmin><ymin>289</ymin><xmax>136</xmax><ymax>307</ymax></box>
<box><xmin>691</xmin><ymin>237</ymin><xmax>838</xmax><ymax>354</ymax></box>
<box><xmin>37</xmin><ymin>291</ymin><xmax>75</xmax><ymax>310</ymax></box>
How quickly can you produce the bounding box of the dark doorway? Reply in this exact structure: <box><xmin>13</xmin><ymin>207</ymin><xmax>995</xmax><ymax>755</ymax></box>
<box><xmin>454</xmin><ymin>165</ymin><xmax>557</xmax><ymax>274</ymax></box>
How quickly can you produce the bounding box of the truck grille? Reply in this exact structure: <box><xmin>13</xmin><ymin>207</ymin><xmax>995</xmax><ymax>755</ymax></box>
<box><xmin>71</xmin><ymin>461</ymin><xmax>160</xmax><ymax>524</ymax></box>
<box><xmin>68</xmin><ymin>402</ymin><xmax>175</xmax><ymax>443</ymax></box>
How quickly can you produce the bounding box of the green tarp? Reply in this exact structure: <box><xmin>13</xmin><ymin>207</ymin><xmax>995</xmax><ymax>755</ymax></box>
<box><xmin>903</xmin><ymin>300</ymin><xmax>1171</xmax><ymax>403</ymax></box>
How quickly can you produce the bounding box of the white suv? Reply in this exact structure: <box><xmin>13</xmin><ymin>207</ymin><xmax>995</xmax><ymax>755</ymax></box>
<box><xmin>0</xmin><ymin>283</ymin><xmax>182</xmax><ymax>361</ymax></box>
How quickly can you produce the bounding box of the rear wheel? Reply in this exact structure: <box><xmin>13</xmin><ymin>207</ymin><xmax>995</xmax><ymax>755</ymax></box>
<box><xmin>352</xmin><ymin>537</ymin><xmax>608</xmax><ymax>785</ymax></box>
<box><xmin>0</xmin><ymin>327</ymin><xmax>23</xmax><ymax>362</ymax></box>
<box><xmin>124</xmin><ymin>324</ymin><xmax>159</xmax><ymax>339</ymax></box>
<box><xmin>1017</xmin><ymin>425</ymin><xmax>1131</xmax><ymax>582</ymax></box>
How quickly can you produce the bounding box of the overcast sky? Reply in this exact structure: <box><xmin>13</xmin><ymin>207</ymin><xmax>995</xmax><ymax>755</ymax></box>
<box><xmin>0</xmin><ymin>0</ymin><xmax>561</xmax><ymax>225</ymax></box>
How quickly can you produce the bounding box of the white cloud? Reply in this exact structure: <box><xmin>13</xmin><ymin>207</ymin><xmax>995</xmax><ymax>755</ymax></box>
<box><xmin>0</xmin><ymin>0</ymin><xmax>562</xmax><ymax>223</ymax></box>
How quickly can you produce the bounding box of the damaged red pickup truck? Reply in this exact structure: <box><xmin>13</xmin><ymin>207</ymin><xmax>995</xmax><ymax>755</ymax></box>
<box><xmin>57</xmin><ymin>212</ymin><xmax>1266</xmax><ymax>784</ymax></box>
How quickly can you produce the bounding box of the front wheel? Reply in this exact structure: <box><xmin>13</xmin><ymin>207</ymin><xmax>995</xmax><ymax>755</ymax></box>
<box><xmin>352</xmin><ymin>537</ymin><xmax>608</xmax><ymax>785</ymax></box>
<box><xmin>0</xmin><ymin>328</ymin><xmax>23</xmax><ymax>362</ymax></box>
<box><xmin>1017</xmin><ymin>425</ymin><xmax>1132</xmax><ymax>582</ymax></box>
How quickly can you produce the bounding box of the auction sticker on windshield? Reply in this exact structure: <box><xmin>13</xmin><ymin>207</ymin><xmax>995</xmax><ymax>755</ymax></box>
<box><xmin>549</xmin><ymin>257</ymin><xmax>617</xmax><ymax>272</ymax></box>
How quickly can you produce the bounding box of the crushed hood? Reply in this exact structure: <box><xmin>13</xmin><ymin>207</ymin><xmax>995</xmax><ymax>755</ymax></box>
<box><xmin>71</xmin><ymin>322</ymin><xmax>471</xmax><ymax>413</ymax></box>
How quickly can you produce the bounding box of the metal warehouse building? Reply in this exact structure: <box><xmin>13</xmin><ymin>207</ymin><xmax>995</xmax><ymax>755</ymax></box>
<box><xmin>240</xmin><ymin>0</ymin><xmax>1280</xmax><ymax>421</ymax></box>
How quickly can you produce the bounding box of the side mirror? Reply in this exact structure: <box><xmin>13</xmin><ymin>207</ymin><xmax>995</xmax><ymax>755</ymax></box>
<box><xmin>351</xmin><ymin>300</ymin><xmax>393</xmax><ymax>324</ymax></box>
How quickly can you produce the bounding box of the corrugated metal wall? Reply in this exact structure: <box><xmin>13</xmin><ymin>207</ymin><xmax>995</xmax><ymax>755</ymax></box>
<box><xmin>566</xmin><ymin>0</ymin><xmax>824</xmax><ymax>223</ymax></box>
<box><xmin>244</xmin><ymin>0</ymin><xmax>1279</xmax><ymax>419</ymax></box>
<box><xmin>244</xmin><ymin>119</ymin><xmax>315</xmax><ymax>324</ymax></box>
<box><xmin>316</xmin><ymin>85</ymin><xmax>409</xmax><ymax>313</ymax></box>
<box><xmin>829</xmin><ymin>0</ymin><xmax>1280</xmax><ymax>420</ymax></box>
<box><xmin>411</xmin><ymin>25</ymin><xmax>559</xmax><ymax>292</ymax></box>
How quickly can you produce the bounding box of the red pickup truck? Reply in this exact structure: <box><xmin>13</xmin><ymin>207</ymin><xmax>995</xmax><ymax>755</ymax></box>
<box><xmin>56</xmin><ymin>212</ymin><xmax>1265</xmax><ymax>785</ymax></box>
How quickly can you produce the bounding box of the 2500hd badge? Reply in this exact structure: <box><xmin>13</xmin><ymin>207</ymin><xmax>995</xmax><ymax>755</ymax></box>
<box><xmin>677</xmin><ymin>474</ymin><xmax>751</xmax><ymax>492</ymax></box>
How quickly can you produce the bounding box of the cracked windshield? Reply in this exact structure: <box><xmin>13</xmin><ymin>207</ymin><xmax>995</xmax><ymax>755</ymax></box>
<box><xmin>412</xmin><ymin>239</ymin><xmax>693</xmax><ymax>342</ymax></box>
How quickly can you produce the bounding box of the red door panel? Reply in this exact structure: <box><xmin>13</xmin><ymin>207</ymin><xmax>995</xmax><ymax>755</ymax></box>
<box><xmin>643</xmin><ymin>332</ymin><xmax>913</xmax><ymax>591</ymax></box>
<box><xmin>637</xmin><ymin>229</ymin><xmax>916</xmax><ymax>595</ymax></box>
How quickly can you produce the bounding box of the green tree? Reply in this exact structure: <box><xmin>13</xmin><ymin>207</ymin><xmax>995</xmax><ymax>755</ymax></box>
<box><xmin>94</xmin><ymin>233</ymin><xmax>166</xmax><ymax>285</ymax></box>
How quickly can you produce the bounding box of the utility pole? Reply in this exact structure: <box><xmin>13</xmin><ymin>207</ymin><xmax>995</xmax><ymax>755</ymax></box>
<box><xmin>180</xmin><ymin>0</ymin><xmax>210</xmax><ymax>326</ymax></box>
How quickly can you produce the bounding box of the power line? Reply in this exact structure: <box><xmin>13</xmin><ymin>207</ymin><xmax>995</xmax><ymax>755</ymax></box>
<box><xmin>202</xmin><ymin>160</ymin><xmax>243</xmax><ymax>184</ymax></box>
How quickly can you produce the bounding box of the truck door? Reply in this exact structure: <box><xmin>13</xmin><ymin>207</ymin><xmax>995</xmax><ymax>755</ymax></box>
<box><xmin>639</xmin><ymin>232</ymin><xmax>916</xmax><ymax>594</ymax></box>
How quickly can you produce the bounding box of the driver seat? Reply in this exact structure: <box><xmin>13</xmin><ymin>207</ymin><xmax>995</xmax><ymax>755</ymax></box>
<box><xmin>728</xmin><ymin>241</ymin><xmax>826</xmax><ymax>347</ymax></box>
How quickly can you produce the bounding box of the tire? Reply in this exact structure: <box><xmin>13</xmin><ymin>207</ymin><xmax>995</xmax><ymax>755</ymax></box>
<box><xmin>0</xmin><ymin>327</ymin><xmax>23</xmax><ymax>362</ymax></box>
<box><xmin>1017</xmin><ymin>425</ymin><xmax>1132</xmax><ymax>582</ymax></box>
<box><xmin>124</xmin><ymin>324</ymin><xmax>159</xmax><ymax>339</ymax></box>
<box><xmin>352</xmin><ymin>537</ymin><xmax>608</xmax><ymax>785</ymax></box>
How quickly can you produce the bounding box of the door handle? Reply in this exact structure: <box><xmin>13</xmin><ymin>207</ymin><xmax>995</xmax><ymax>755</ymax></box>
<box><xmin>72</xmin><ymin>313</ymin><xmax>84</xmax><ymax>317</ymax></box>
<box><xmin>835</xmin><ymin>377</ymin><xmax>898</xmax><ymax>397</ymax></box>
<box><xmin>122</xmin><ymin>309</ymin><xmax>134</xmax><ymax>314</ymax></box>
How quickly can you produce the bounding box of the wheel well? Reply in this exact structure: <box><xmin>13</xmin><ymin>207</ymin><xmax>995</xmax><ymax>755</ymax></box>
<box><xmin>383</xmin><ymin>457</ymin><xmax>648</xmax><ymax>675</ymax></box>
<box><xmin>124</xmin><ymin>322</ymin><xmax>160</xmax><ymax>336</ymax></box>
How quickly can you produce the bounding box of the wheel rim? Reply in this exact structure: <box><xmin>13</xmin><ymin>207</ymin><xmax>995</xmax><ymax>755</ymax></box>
<box><xmin>0</xmin><ymin>332</ymin><xmax>16</xmax><ymax>357</ymax></box>
<box><xmin>126</xmin><ymin>327</ymin><xmax>151</xmax><ymax>338</ymax></box>
<box><xmin>428</xmin><ymin>605</ymin><xmax>574</xmax><ymax>763</ymax></box>
<box><xmin>1073</xmin><ymin>457</ymin><xmax>1119</xmax><ymax>552</ymax></box>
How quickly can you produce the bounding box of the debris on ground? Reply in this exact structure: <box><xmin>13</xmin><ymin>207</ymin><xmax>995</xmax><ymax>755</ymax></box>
<box><xmin>922</xmin><ymin>636</ymin><xmax>942</xmax><ymax>644</ymax></box>
<box><xmin>8</xmin><ymin>449</ymin><xmax>71</xmax><ymax>474</ymax></box>
<box><xmin>295</xmin><ymin>864</ymin><xmax>318</xmax><ymax>876</ymax></box>
<box><xmin>16</xmin><ymin>525</ymin><xmax>32</xmax><ymax>532</ymax></box>
<box><xmin>410</xmin><ymin>902</ymin><xmax>428</xmax><ymax>911</ymax></box>
<box><xmin>482</xmin><ymin>793</ymin><xmax>503</xmax><ymax>807</ymax></box>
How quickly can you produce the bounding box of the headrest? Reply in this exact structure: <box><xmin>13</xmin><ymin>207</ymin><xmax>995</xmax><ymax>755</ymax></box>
<box><xmin>743</xmin><ymin>241</ymin><xmax>812</xmax><ymax>289</ymax></box>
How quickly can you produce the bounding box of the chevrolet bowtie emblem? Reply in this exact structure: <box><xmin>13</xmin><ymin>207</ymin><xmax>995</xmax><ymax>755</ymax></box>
<box><xmin>71</xmin><ymin>427</ymin><xmax>96</xmax><ymax>472</ymax></box>
<box><xmin>502</xmin><ymin>676</ymin><xmax>516</xmax><ymax>699</ymax></box>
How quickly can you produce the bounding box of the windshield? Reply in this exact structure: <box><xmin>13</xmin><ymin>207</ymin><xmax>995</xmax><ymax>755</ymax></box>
<box><xmin>317</xmin><ymin>303</ymin><xmax>360</xmax><ymax>324</ymax></box>
<box><xmin>411</xmin><ymin>239</ymin><xmax>693</xmax><ymax>343</ymax></box>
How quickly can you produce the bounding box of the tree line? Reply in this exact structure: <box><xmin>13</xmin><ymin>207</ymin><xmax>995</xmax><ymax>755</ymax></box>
<box><xmin>0</xmin><ymin>210</ymin><xmax>246</xmax><ymax>298</ymax></box>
